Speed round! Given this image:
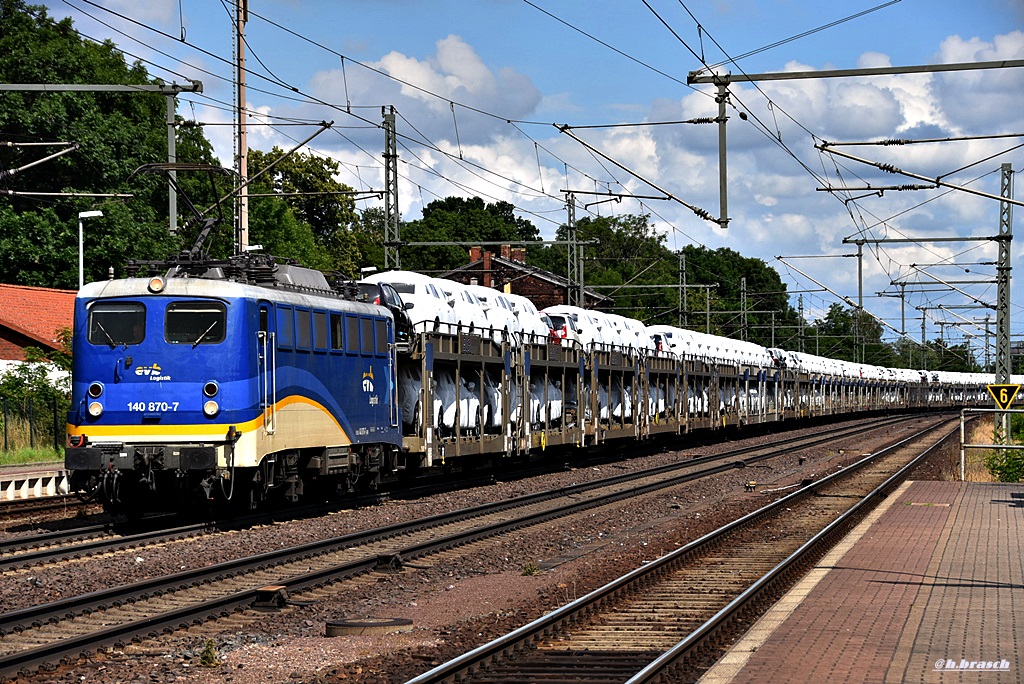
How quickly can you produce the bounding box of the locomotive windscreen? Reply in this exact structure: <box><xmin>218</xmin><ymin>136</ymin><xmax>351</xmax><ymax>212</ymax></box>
<box><xmin>165</xmin><ymin>301</ymin><xmax>226</xmax><ymax>345</ymax></box>
<box><xmin>87</xmin><ymin>301</ymin><xmax>145</xmax><ymax>346</ymax></box>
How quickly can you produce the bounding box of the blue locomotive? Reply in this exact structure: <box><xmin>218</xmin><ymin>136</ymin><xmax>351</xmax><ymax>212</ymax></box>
<box><xmin>65</xmin><ymin>255</ymin><xmax>401</xmax><ymax>510</ymax></box>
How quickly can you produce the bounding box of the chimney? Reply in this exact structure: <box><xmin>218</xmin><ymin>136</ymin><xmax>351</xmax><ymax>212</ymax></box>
<box><xmin>500</xmin><ymin>244</ymin><xmax>511</xmax><ymax>261</ymax></box>
<box><xmin>483</xmin><ymin>250</ymin><xmax>492</xmax><ymax>287</ymax></box>
<box><xmin>469</xmin><ymin>246</ymin><xmax>482</xmax><ymax>263</ymax></box>
<box><xmin>511</xmin><ymin>247</ymin><xmax>526</xmax><ymax>263</ymax></box>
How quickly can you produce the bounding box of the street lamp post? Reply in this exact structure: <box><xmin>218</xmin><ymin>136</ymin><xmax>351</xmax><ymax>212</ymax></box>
<box><xmin>78</xmin><ymin>210</ymin><xmax>103</xmax><ymax>289</ymax></box>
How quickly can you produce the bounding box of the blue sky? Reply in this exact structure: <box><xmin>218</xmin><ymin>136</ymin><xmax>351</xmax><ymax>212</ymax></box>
<box><xmin>42</xmin><ymin>0</ymin><xmax>1024</xmax><ymax>355</ymax></box>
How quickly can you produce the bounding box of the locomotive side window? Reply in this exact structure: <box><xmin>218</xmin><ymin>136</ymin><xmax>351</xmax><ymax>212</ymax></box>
<box><xmin>330</xmin><ymin>313</ymin><xmax>344</xmax><ymax>351</ymax></box>
<box><xmin>295</xmin><ymin>307</ymin><xmax>312</xmax><ymax>351</ymax></box>
<box><xmin>87</xmin><ymin>302</ymin><xmax>145</xmax><ymax>346</ymax></box>
<box><xmin>360</xmin><ymin>317</ymin><xmax>374</xmax><ymax>355</ymax></box>
<box><xmin>313</xmin><ymin>311</ymin><xmax>328</xmax><ymax>351</ymax></box>
<box><xmin>277</xmin><ymin>306</ymin><xmax>294</xmax><ymax>349</ymax></box>
<box><xmin>165</xmin><ymin>301</ymin><xmax>226</xmax><ymax>345</ymax></box>
<box><xmin>345</xmin><ymin>315</ymin><xmax>360</xmax><ymax>353</ymax></box>
<box><xmin>375</xmin><ymin>318</ymin><xmax>388</xmax><ymax>355</ymax></box>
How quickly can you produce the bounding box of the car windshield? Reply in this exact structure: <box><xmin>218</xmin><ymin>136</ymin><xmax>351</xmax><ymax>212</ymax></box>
<box><xmin>87</xmin><ymin>301</ymin><xmax>145</xmax><ymax>347</ymax></box>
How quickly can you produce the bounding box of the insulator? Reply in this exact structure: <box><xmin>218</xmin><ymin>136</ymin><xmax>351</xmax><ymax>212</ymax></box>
<box><xmin>879</xmin><ymin>163</ymin><xmax>899</xmax><ymax>174</ymax></box>
<box><xmin>693</xmin><ymin>207</ymin><xmax>715</xmax><ymax>222</ymax></box>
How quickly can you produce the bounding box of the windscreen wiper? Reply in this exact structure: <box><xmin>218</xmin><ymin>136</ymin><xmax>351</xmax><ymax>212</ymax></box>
<box><xmin>94</xmin><ymin>320</ymin><xmax>117</xmax><ymax>349</ymax></box>
<box><xmin>192</xmin><ymin>321</ymin><xmax>218</xmax><ymax>348</ymax></box>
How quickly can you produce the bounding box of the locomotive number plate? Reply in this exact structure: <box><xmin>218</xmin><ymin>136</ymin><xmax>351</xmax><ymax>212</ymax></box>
<box><xmin>128</xmin><ymin>402</ymin><xmax>180</xmax><ymax>412</ymax></box>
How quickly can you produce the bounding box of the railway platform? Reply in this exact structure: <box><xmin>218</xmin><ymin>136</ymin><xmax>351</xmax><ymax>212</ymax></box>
<box><xmin>0</xmin><ymin>462</ymin><xmax>68</xmax><ymax>500</ymax></box>
<box><xmin>699</xmin><ymin>480</ymin><xmax>1024</xmax><ymax>683</ymax></box>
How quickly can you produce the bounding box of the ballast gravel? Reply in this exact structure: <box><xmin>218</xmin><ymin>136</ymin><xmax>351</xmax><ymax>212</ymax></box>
<box><xmin>3</xmin><ymin>415</ymin><xmax>957</xmax><ymax>684</ymax></box>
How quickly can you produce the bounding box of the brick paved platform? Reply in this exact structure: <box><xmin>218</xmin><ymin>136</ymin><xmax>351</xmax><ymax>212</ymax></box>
<box><xmin>699</xmin><ymin>480</ymin><xmax>1024</xmax><ymax>684</ymax></box>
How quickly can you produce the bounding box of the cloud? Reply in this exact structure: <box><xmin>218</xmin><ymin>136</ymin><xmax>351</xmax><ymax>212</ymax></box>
<box><xmin>306</xmin><ymin>35</ymin><xmax>541</xmax><ymax>148</ymax></box>
<box><xmin>931</xmin><ymin>31</ymin><xmax>1024</xmax><ymax>132</ymax></box>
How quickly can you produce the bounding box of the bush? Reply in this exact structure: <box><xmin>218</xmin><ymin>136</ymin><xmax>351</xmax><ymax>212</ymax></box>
<box><xmin>984</xmin><ymin>450</ymin><xmax>1024</xmax><ymax>482</ymax></box>
<box><xmin>198</xmin><ymin>639</ymin><xmax>219</xmax><ymax>667</ymax></box>
<box><xmin>984</xmin><ymin>414</ymin><xmax>1024</xmax><ymax>482</ymax></box>
<box><xmin>0</xmin><ymin>356</ymin><xmax>70</xmax><ymax>455</ymax></box>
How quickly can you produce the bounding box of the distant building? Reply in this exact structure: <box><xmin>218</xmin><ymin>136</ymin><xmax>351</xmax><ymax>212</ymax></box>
<box><xmin>442</xmin><ymin>245</ymin><xmax>611</xmax><ymax>310</ymax></box>
<box><xmin>0</xmin><ymin>284</ymin><xmax>76</xmax><ymax>361</ymax></box>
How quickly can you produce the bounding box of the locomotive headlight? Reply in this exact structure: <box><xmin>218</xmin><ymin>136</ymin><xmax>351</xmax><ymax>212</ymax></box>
<box><xmin>87</xmin><ymin>401</ymin><xmax>104</xmax><ymax>417</ymax></box>
<box><xmin>203</xmin><ymin>381</ymin><xmax>219</xmax><ymax>397</ymax></box>
<box><xmin>147</xmin><ymin>275</ymin><xmax>166</xmax><ymax>293</ymax></box>
<box><xmin>87</xmin><ymin>382</ymin><xmax>104</xmax><ymax>398</ymax></box>
<box><xmin>203</xmin><ymin>399</ymin><xmax>220</xmax><ymax>417</ymax></box>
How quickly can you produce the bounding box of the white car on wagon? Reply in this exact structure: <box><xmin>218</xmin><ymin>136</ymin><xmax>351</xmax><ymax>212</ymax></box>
<box><xmin>363</xmin><ymin>270</ymin><xmax>458</xmax><ymax>334</ymax></box>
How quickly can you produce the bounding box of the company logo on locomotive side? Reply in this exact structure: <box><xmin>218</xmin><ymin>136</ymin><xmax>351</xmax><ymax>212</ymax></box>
<box><xmin>363</xmin><ymin>366</ymin><xmax>380</xmax><ymax>406</ymax></box>
<box><xmin>135</xmin><ymin>363</ymin><xmax>171</xmax><ymax>382</ymax></box>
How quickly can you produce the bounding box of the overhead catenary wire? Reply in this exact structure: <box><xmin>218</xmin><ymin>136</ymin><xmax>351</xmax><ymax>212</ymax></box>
<box><xmin>32</xmin><ymin>0</ymin><xmax>1022</xmax><ymax>352</ymax></box>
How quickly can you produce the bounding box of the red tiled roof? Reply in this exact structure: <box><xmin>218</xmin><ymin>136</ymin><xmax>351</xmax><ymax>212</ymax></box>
<box><xmin>0</xmin><ymin>283</ymin><xmax>76</xmax><ymax>349</ymax></box>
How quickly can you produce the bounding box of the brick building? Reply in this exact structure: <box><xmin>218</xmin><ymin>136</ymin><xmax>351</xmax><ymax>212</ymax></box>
<box><xmin>0</xmin><ymin>284</ymin><xmax>76</xmax><ymax>361</ymax></box>
<box><xmin>442</xmin><ymin>245</ymin><xmax>611</xmax><ymax>310</ymax></box>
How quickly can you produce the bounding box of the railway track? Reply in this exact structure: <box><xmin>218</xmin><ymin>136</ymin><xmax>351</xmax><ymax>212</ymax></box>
<box><xmin>0</xmin><ymin>413</ymin><xmax>940</xmax><ymax>679</ymax></box>
<box><xmin>405</xmin><ymin>416</ymin><xmax>958</xmax><ymax>683</ymax></box>
<box><xmin>0</xmin><ymin>413</ymin><xmax>908</xmax><ymax>573</ymax></box>
<box><xmin>0</xmin><ymin>495</ymin><xmax>95</xmax><ymax>521</ymax></box>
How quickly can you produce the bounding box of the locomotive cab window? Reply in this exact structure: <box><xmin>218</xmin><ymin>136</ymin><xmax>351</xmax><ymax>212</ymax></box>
<box><xmin>165</xmin><ymin>301</ymin><xmax>226</xmax><ymax>345</ymax></box>
<box><xmin>87</xmin><ymin>301</ymin><xmax>146</xmax><ymax>346</ymax></box>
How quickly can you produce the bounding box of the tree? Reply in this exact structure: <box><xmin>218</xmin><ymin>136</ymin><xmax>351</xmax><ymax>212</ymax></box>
<box><xmin>351</xmin><ymin>206</ymin><xmax>387</xmax><ymax>273</ymax></box>
<box><xmin>247</xmin><ymin>147</ymin><xmax>360</xmax><ymax>274</ymax></box>
<box><xmin>398</xmin><ymin>196</ymin><xmax>538</xmax><ymax>274</ymax></box>
<box><xmin>0</xmin><ymin>0</ymin><xmax>198</xmax><ymax>286</ymax></box>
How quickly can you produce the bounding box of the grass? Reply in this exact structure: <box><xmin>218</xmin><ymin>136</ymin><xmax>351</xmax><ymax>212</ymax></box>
<box><xmin>0</xmin><ymin>447</ymin><xmax>64</xmax><ymax>467</ymax></box>
<box><xmin>0</xmin><ymin>415</ymin><xmax>63</xmax><ymax>466</ymax></box>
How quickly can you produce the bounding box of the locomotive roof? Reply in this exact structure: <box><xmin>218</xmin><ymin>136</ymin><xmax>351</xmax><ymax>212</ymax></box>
<box><xmin>77</xmin><ymin>275</ymin><xmax>387</xmax><ymax>316</ymax></box>
<box><xmin>77</xmin><ymin>253</ymin><xmax>387</xmax><ymax>315</ymax></box>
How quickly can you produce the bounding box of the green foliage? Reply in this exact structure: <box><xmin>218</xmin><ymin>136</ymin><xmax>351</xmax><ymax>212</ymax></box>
<box><xmin>0</xmin><ymin>357</ymin><xmax>69</xmax><ymax>405</ymax></box>
<box><xmin>0</xmin><ymin>0</ymin><xmax>185</xmax><ymax>286</ymax></box>
<box><xmin>0</xmin><ymin>358</ymin><xmax>69</xmax><ymax>456</ymax></box>
<box><xmin>982</xmin><ymin>415</ymin><xmax>1024</xmax><ymax>482</ymax></box>
<box><xmin>1012</xmin><ymin>414</ymin><xmax>1024</xmax><ymax>443</ymax></box>
<box><xmin>351</xmin><ymin>206</ymin><xmax>387</xmax><ymax>272</ymax></box>
<box><xmin>399</xmin><ymin>197</ymin><xmax>538</xmax><ymax>274</ymax></box>
<box><xmin>543</xmin><ymin>214</ymin><xmax>801</xmax><ymax>344</ymax></box>
<box><xmin>0</xmin><ymin>447</ymin><xmax>62</xmax><ymax>466</ymax></box>
<box><xmin>807</xmin><ymin>303</ymin><xmax>981</xmax><ymax>371</ymax></box>
<box><xmin>984</xmin><ymin>450</ymin><xmax>1024</xmax><ymax>483</ymax></box>
<box><xmin>520</xmin><ymin>561</ymin><xmax>540</xmax><ymax>576</ymax></box>
<box><xmin>248</xmin><ymin>197</ymin><xmax>323</xmax><ymax>270</ymax></box>
<box><xmin>198</xmin><ymin>639</ymin><xmax>219</xmax><ymax>668</ymax></box>
<box><xmin>247</xmin><ymin>147</ymin><xmax>360</xmax><ymax>275</ymax></box>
